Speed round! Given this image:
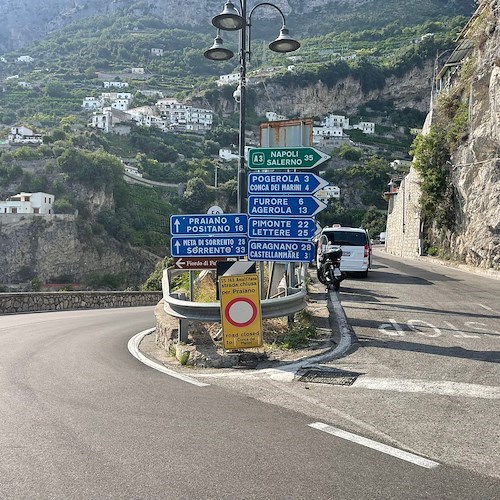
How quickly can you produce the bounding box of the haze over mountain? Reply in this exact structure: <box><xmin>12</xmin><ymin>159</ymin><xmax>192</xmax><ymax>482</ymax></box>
<box><xmin>0</xmin><ymin>0</ymin><xmax>475</xmax><ymax>52</ymax></box>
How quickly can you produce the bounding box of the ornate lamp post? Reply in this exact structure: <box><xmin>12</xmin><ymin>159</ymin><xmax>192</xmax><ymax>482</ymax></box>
<box><xmin>204</xmin><ymin>1</ymin><xmax>300</xmax><ymax>213</ymax></box>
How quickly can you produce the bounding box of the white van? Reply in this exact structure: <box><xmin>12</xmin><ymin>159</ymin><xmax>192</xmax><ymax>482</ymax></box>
<box><xmin>316</xmin><ymin>226</ymin><xmax>372</xmax><ymax>277</ymax></box>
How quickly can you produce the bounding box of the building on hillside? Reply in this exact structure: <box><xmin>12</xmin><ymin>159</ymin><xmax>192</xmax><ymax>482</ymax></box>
<box><xmin>156</xmin><ymin>98</ymin><xmax>213</xmax><ymax>132</ymax></box>
<box><xmin>266</xmin><ymin>111</ymin><xmax>287</xmax><ymax>121</ymax></box>
<box><xmin>219</xmin><ymin>148</ymin><xmax>239</xmax><ymax>161</ymax></box>
<box><xmin>90</xmin><ymin>108</ymin><xmax>131</xmax><ymax>134</ymax></box>
<box><xmin>324</xmin><ymin>114</ymin><xmax>350</xmax><ymax>129</ymax></box>
<box><xmin>217</xmin><ymin>73</ymin><xmax>240</xmax><ymax>87</ymax></box>
<box><xmin>17</xmin><ymin>55</ymin><xmax>34</xmax><ymax>63</ymax></box>
<box><xmin>111</xmin><ymin>99</ymin><xmax>131</xmax><ymax>111</ymax></box>
<box><xmin>103</xmin><ymin>81</ymin><xmax>129</xmax><ymax>89</ymax></box>
<box><xmin>151</xmin><ymin>48</ymin><xmax>164</xmax><ymax>56</ymax></box>
<box><xmin>8</xmin><ymin>126</ymin><xmax>43</xmax><ymax>145</ymax></box>
<box><xmin>351</xmin><ymin>121</ymin><xmax>375</xmax><ymax>134</ymax></box>
<box><xmin>315</xmin><ymin>185</ymin><xmax>341</xmax><ymax>201</ymax></box>
<box><xmin>89</xmin><ymin>97</ymin><xmax>212</xmax><ymax>134</ymax></box>
<box><xmin>0</xmin><ymin>192</ymin><xmax>54</xmax><ymax>215</ymax></box>
<box><xmin>82</xmin><ymin>97</ymin><xmax>102</xmax><ymax>109</ymax></box>
<box><xmin>131</xmin><ymin>67</ymin><xmax>145</xmax><ymax>75</ymax></box>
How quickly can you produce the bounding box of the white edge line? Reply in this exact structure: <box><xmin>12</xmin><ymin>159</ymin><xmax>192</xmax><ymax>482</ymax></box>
<box><xmin>308</xmin><ymin>422</ymin><xmax>439</xmax><ymax>469</ymax></box>
<box><xmin>127</xmin><ymin>329</ymin><xmax>210</xmax><ymax>387</ymax></box>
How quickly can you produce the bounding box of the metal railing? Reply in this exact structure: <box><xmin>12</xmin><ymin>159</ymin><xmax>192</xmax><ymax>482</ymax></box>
<box><xmin>161</xmin><ymin>266</ymin><xmax>308</xmax><ymax>341</ymax></box>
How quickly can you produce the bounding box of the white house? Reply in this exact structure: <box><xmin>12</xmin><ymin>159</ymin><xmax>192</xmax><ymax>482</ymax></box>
<box><xmin>324</xmin><ymin>114</ymin><xmax>350</xmax><ymax>129</ymax></box>
<box><xmin>151</xmin><ymin>48</ymin><xmax>164</xmax><ymax>56</ymax></box>
<box><xmin>91</xmin><ymin>107</ymin><xmax>131</xmax><ymax>134</ymax></box>
<box><xmin>266</xmin><ymin>111</ymin><xmax>287</xmax><ymax>121</ymax></box>
<box><xmin>103</xmin><ymin>81</ymin><xmax>129</xmax><ymax>89</ymax></box>
<box><xmin>17</xmin><ymin>55</ymin><xmax>34</xmax><ymax>63</ymax></box>
<box><xmin>219</xmin><ymin>148</ymin><xmax>239</xmax><ymax>161</ymax></box>
<box><xmin>111</xmin><ymin>99</ymin><xmax>131</xmax><ymax>111</ymax></box>
<box><xmin>217</xmin><ymin>73</ymin><xmax>240</xmax><ymax>87</ymax></box>
<box><xmin>351</xmin><ymin>121</ymin><xmax>375</xmax><ymax>134</ymax></box>
<box><xmin>131</xmin><ymin>67</ymin><xmax>145</xmax><ymax>75</ymax></box>
<box><xmin>82</xmin><ymin>97</ymin><xmax>102</xmax><ymax>109</ymax></box>
<box><xmin>0</xmin><ymin>192</ymin><xmax>54</xmax><ymax>215</ymax></box>
<box><xmin>8</xmin><ymin>126</ymin><xmax>43</xmax><ymax>145</ymax></box>
<box><xmin>315</xmin><ymin>186</ymin><xmax>341</xmax><ymax>201</ymax></box>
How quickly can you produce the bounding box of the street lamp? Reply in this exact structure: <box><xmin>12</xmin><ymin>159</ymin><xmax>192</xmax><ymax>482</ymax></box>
<box><xmin>204</xmin><ymin>1</ymin><xmax>300</xmax><ymax>213</ymax></box>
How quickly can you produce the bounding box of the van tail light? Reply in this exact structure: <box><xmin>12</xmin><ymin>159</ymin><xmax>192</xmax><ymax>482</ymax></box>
<box><xmin>364</xmin><ymin>244</ymin><xmax>369</xmax><ymax>258</ymax></box>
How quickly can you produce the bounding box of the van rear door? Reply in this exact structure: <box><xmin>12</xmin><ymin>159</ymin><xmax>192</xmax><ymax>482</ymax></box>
<box><xmin>325</xmin><ymin>230</ymin><xmax>369</xmax><ymax>273</ymax></box>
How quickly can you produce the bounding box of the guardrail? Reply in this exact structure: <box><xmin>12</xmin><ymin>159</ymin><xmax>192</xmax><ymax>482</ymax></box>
<box><xmin>161</xmin><ymin>266</ymin><xmax>308</xmax><ymax>341</ymax></box>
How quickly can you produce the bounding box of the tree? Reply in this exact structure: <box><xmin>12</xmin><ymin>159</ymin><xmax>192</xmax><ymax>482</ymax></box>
<box><xmin>181</xmin><ymin>177</ymin><xmax>211</xmax><ymax>213</ymax></box>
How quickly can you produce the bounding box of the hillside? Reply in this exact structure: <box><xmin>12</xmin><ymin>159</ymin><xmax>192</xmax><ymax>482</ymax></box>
<box><xmin>0</xmin><ymin>0</ymin><xmax>484</xmax><ymax>288</ymax></box>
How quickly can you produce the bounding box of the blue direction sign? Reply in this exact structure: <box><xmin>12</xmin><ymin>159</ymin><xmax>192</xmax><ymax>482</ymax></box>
<box><xmin>248</xmin><ymin>172</ymin><xmax>329</xmax><ymax>195</ymax></box>
<box><xmin>248</xmin><ymin>240</ymin><xmax>316</xmax><ymax>262</ymax></box>
<box><xmin>247</xmin><ymin>195</ymin><xmax>327</xmax><ymax>217</ymax></box>
<box><xmin>171</xmin><ymin>236</ymin><xmax>247</xmax><ymax>258</ymax></box>
<box><xmin>170</xmin><ymin>213</ymin><xmax>247</xmax><ymax>235</ymax></box>
<box><xmin>248</xmin><ymin>217</ymin><xmax>316</xmax><ymax>240</ymax></box>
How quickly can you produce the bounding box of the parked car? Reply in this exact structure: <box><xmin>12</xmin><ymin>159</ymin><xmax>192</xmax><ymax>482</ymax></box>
<box><xmin>315</xmin><ymin>225</ymin><xmax>372</xmax><ymax>277</ymax></box>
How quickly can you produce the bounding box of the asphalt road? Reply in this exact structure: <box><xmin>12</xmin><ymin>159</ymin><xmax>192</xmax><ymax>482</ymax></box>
<box><xmin>1</xmin><ymin>253</ymin><xmax>500</xmax><ymax>498</ymax></box>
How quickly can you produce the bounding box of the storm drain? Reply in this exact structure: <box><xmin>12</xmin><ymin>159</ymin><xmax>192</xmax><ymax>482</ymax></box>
<box><xmin>298</xmin><ymin>368</ymin><xmax>361</xmax><ymax>386</ymax></box>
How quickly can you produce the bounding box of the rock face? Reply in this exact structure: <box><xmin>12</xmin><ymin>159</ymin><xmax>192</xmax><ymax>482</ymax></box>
<box><xmin>450</xmin><ymin>14</ymin><xmax>500</xmax><ymax>269</ymax></box>
<box><xmin>0</xmin><ymin>215</ymin><xmax>160</xmax><ymax>287</ymax></box>
<box><xmin>385</xmin><ymin>1</ymin><xmax>500</xmax><ymax>271</ymax></box>
<box><xmin>253</xmin><ymin>62</ymin><xmax>433</xmax><ymax>118</ymax></box>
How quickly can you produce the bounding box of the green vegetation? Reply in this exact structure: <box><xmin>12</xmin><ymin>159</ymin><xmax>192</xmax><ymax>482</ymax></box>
<box><xmin>273</xmin><ymin>310</ymin><xmax>317</xmax><ymax>349</ymax></box>
<box><xmin>0</xmin><ymin>0</ymin><xmax>475</xmax><ymax>287</ymax></box>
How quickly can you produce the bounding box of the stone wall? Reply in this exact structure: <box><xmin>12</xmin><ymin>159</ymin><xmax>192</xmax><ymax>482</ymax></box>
<box><xmin>385</xmin><ymin>167</ymin><xmax>423</xmax><ymax>257</ymax></box>
<box><xmin>0</xmin><ymin>291</ymin><xmax>162</xmax><ymax>314</ymax></box>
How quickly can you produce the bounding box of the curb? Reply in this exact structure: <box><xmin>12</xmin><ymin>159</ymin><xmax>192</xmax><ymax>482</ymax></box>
<box><xmin>130</xmin><ymin>287</ymin><xmax>357</xmax><ymax>377</ymax></box>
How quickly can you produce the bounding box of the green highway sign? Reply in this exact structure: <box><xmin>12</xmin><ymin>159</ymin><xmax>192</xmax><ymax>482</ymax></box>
<box><xmin>248</xmin><ymin>147</ymin><xmax>331</xmax><ymax>170</ymax></box>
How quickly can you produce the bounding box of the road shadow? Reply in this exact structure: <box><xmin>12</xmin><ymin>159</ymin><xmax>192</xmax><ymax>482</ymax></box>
<box><xmin>357</xmin><ymin>335</ymin><xmax>500</xmax><ymax>364</ymax></box>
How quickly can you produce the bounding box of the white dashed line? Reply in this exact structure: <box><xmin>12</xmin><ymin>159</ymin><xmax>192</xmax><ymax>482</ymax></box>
<box><xmin>309</xmin><ymin>422</ymin><xmax>440</xmax><ymax>469</ymax></box>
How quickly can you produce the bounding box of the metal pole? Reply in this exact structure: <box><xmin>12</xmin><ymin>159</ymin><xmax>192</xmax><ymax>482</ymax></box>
<box><xmin>237</xmin><ymin>0</ymin><xmax>247</xmax><ymax>214</ymax></box>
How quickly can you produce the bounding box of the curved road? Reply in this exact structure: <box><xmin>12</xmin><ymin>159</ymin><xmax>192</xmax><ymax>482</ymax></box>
<box><xmin>1</xmin><ymin>277</ymin><xmax>499</xmax><ymax>497</ymax></box>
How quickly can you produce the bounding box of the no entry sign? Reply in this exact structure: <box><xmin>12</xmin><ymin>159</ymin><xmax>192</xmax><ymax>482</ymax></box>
<box><xmin>219</xmin><ymin>273</ymin><xmax>262</xmax><ymax>350</ymax></box>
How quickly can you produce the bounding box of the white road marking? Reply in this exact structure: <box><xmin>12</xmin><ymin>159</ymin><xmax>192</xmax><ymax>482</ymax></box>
<box><xmin>477</xmin><ymin>303</ymin><xmax>493</xmax><ymax>311</ymax></box>
<box><xmin>127</xmin><ymin>330</ymin><xmax>209</xmax><ymax>387</ymax></box>
<box><xmin>353</xmin><ymin>378</ymin><xmax>500</xmax><ymax>399</ymax></box>
<box><xmin>309</xmin><ymin>422</ymin><xmax>440</xmax><ymax>469</ymax></box>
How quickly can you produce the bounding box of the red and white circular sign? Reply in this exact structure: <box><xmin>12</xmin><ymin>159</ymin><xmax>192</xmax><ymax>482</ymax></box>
<box><xmin>224</xmin><ymin>297</ymin><xmax>258</xmax><ymax>327</ymax></box>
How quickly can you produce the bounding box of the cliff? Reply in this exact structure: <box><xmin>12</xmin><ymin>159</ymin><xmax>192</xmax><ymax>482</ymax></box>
<box><xmin>449</xmin><ymin>1</ymin><xmax>500</xmax><ymax>268</ymax></box>
<box><xmin>385</xmin><ymin>0</ymin><xmax>500</xmax><ymax>271</ymax></box>
<box><xmin>253</xmin><ymin>62</ymin><xmax>433</xmax><ymax>118</ymax></box>
<box><xmin>0</xmin><ymin>215</ymin><xmax>160</xmax><ymax>288</ymax></box>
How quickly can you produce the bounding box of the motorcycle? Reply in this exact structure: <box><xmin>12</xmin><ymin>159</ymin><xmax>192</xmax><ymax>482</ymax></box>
<box><xmin>316</xmin><ymin>246</ymin><xmax>346</xmax><ymax>291</ymax></box>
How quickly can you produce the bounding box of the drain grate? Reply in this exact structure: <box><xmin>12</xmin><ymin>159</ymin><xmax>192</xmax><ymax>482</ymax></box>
<box><xmin>298</xmin><ymin>368</ymin><xmax>361</xmax><ymax>386</ymax></box>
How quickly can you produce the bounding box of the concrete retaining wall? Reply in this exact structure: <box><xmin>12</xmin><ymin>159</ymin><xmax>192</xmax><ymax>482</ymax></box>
<box><xmin>0</xmin><ymin>291</ymin><xmax>162</xmax><ymax>314</ymax></box>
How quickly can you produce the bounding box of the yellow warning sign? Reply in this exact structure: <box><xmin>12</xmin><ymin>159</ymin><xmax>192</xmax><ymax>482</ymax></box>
<box><xmin>219</xmin><ymin>273</ymin><xmax>262</xmax><ymax>350</ymax></box>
